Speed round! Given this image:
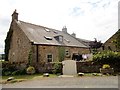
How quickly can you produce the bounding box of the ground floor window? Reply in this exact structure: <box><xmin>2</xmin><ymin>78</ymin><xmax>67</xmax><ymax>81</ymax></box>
<box><xmin>65</xmin><ymin>50</ymin><xmax>69</xmax><ymax>56</ymax></box>
<box><xmin>65</xmin><ymin>50</ymin><xmax>70</xmax><ymax>58</ymax></box>
<box><xmin>47</xmin><ymin>54</ymin><xmax>53</xmax><ymax>62</ymax></box>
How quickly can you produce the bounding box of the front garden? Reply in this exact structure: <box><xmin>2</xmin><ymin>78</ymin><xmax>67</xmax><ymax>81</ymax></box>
<box><xmin>1</xmin><ymin>50</ymin><xmax>120</xmax><ymax>84</ymax></box>
<box><xmin>93</xmin><ymin>50</ymin><xmax>120</xmax><ymax>73</ymax></box>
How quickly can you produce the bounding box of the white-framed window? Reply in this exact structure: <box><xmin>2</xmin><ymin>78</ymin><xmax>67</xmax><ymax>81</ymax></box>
<box><xmin>44</xmin><ymin>36</ymin><xmax>52</xmax><ymax>40</ymax></box>
<box><xmin>65</xmin><ymin>50</ymin><xmax>69</xmax><ymax>56</ymax></box>
<box><xmin>59</xmin><ymin>36</ymin><xmax>63</xmax><ymax>42</ymax></box>
<box><xmin>45</xmin><ymin>28</ymin><xmax>50</xmax><ymax>32</ymax></box>
<box><xmin>65</xmin><ymin>50</ymin><xmax>70</xmax><ymax>58</ymax></box>
<box><xmin>47</xmin><ymin>54</ymin><xmax>53</xmax><ymax>62</ymax></box>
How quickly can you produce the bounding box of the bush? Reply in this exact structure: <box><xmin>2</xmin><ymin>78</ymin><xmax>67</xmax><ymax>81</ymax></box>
<box><xmin>11</xmin><ymin>69</ymin><xmax>26</xmax><ymax>75</ymax></box>
<box><xmin>102</xmin><ymin>64</ymin><xmax>110</xmax><ymax>69</ymax></box>
<box><xmin>4</xmin><ymin>71</ymin><xmax>11</xmax><ymax>76</ymax></box>
<box><xmin>2</xmin><ymin>61</ymin><xmax>17</xmax><ymax>76</ymax></box>
<box><xmin>52</xmin><ymin>63</ymin><xmax>62</xmax><ymax>74</ymax></box>
<box><xmin>2</xmin><ymin>61</ymin><xmax>27</xmax><ymax>76</ymax></box>
<box><xmin>93</xmin><ymin>51</ymin><xmax>120</xmax><ymax>64</ymax></box>
<box><xmin>93</xmin><ymin>51</ymin><xmax>120</xmax><ymax>72</ymax></box>
<box><xmin>26</xmin><ymin>66</ymin><xmax>35</xmax><ymax>75</ymax></box>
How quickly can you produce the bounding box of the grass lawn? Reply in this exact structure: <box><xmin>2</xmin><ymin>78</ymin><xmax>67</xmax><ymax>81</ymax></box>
<box><xmin>1</xmin><ymin>74</ymin><xmax>58</xmax><ymax>84</ymax></box>
<box><xmin>2</xmin><ymin>73</ymin><xmax>58</xmax><ymax>80</ymax></box>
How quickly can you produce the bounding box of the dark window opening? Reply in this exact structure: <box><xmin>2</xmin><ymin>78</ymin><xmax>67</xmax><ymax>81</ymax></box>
<box><xmin>54</xmin><ymin>35</ymin><xmax>63</xmax><ymax>43</ymax></box>
<box><xmin>47</xmin><ymin>54</ymin><xmax>53</xmax><ymax>62</ymax></box>
<box><xmin>108</xmin><ymin>46</ymin><xmax>112</xmax><ymax>50</ymax></box>
<box><xmin>65</xmin><ymin>50</ymin><xmax>69</xmax><ymax>56</ymax></box>
<box><xmin>102</xmin><ymin>45</ymin><xmax>105</xmax><ymax>50</ymax></box>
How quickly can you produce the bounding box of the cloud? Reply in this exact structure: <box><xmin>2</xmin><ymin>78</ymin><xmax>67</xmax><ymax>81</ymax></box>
<box><xmin>0</xmin><ymin>18</ymin><xmax>10</xmax><ymax>26</ymax></box>
<box><xmin>69</xmin><ymin>7</ymin><xmax>85</xmax><ymax>16</ymax></box>
<box><xmin>67</xmin><ymin>0</ymin><xmax>118</xmax><ymax>40</ymax></box>
<box><xmin>0</xmin><ymin>0</ymin><xmax>119</xmax><ymax>54</ymax></box>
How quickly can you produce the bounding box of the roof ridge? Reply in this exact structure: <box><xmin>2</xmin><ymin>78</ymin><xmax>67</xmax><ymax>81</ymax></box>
<box><xmin>65</xmin><ymin>32</ymin><xmax>88</xmax><ymax>47</ymax></box>
<box><xmin>19</xmin><ymin>20</ymin><xmax>60</xmax><ymax>32</ymax></box>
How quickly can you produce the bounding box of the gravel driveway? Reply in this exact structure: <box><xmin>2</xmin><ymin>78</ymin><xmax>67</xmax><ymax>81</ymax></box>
<box><xmin>2</xmin><ymin>76</ymin><xmax>118</xmax><ymax>88</ymax></box>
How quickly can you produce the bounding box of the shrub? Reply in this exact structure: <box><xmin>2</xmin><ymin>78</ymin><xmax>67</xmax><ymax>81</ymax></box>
<box><xmin>4</xmin><ymin>71</ymin><xmax>11</xmax><ymax>76</ymax></box>
<box><xmin>93</xmin><ymin>51</ymin><xmax>120</xmax><ymax>64</ymax></box>
<box><xmin>26</xmin><ymin>66</ymin><xmax>35</xmax><ymax>75</ymax></box>
<box><xmin>52</xmin><ymin>63</ymin><xmax>62</xmax><ymax>74</ymax></box>
<box><xmin>11</xmin><ymin>69</ymin><xmax>26</xmax><ymax>75</ymax></box>
<box><xmin>2</xmin><ymin>61</ymin><xmax>27</xmax><ymax>76</ymax></box>
<box><xmin>11</xmin><ymin>70</ymin><xmax>19</xmax><ymax>75</ymax></box>
<box><xmin>102</xmin><ymin>64</ymin><xmax>110</xmax><ymax>69</ymax></box>
<box><xmin>2</xmin><ymin>61</ymin><xmax>17</xmax><ymax>76</ymax></box>
<box><xmin>93</xmin><ymin>51</ymin><xmax>120</xmax><ymax>72</ymax></box>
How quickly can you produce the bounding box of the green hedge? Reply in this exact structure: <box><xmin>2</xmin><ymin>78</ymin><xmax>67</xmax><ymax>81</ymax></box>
<box><xmin>2</xmin><ymin>61</ymin><xmax>27</xmax><ymax>76</ymax></box>
<box><xmin>52</xmin><ymin>63</ymin><xmax>62</xmax><ymax>74</ymax></box>
<box><xmin>93</xmin><ymin>51</ymin><xmax>120</xmax><ymax>72</ymax></box>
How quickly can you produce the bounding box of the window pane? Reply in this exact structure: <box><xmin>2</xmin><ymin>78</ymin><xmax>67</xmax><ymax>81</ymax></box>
<box><xmin>47</xmin><ymin>54</ymin><xmax>53</xmax><ymax>62</ymax></box>
<box><xmin>65</xmin><ymin>50</ymin><xmax>69</xmax><ymax>55</ymax></box>
<box><xmin>48</xmin><ymin>58</ymin><xmax>52</xmax><ymax>62</ymax></box>
<box><xmin>48</xmin><ymin>55</ymin><xmax>52</xmax><ymax>58</ymax></box>
<box><xmin>59</xmin><ymin>36</ymin><xmax>63</xmax><ymax>42</ymax></box>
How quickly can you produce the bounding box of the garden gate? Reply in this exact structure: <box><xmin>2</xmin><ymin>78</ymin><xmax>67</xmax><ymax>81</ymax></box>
<box><xmin>62</xmin><ymin>60</ymin><xmax>77</xmax><ymax>75</ymax></box>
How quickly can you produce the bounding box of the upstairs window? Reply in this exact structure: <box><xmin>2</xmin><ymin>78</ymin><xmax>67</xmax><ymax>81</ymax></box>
<box><xmin>53</xmin><ymin>31</ymin><xmax>58</xmax><ymax>34</ymax></box>
<box><xmin>45</xmin><ymin>28</ymin><xmax>50</xmax><ymax>32</ymax></box>
<box><xmin>54</xmin><ymin>35</ymin><xmax>63</xmax><ymax>43</ymax></box>
<box><xmin>59</xmin><ymin>36</ymin><xmax>63</xmax><ymax>42</ymax></box>
<box><xmin>44</xmin><ymin>36</ymin><xmax>52</xmax><ymax>40</ymax></box>
<box><xmin>64</xmin><ymin>39</ymin><xmax>70</xmax><ymax>43</ymax></box>
<box><xmin>47</xmin><ymin>54</ymin><xmax>53</xmax><ymax>62</ymax></box>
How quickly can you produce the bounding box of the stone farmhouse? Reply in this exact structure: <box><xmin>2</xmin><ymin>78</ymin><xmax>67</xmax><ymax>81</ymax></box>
<box><xmin>5</xmin><ymin>10</ymin><xmax>91</xmax><ymax>69</ymax></box>
<box><xmin>102</xmin><ymin>30</ymin><xmax>120</xmax><ymax>51</ymax></box>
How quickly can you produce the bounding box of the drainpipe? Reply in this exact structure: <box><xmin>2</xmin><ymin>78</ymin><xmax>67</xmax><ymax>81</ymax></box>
<box><xmin>36</xmin><ymin>45</ymin><xmax>39</xmax><ymax>62</ymax></box>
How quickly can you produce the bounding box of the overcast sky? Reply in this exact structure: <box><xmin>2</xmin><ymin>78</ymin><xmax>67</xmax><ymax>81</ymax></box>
<box><xmin>0</xmin><ymin>0</ymin><xmax>119</xmax><ymax>54</ymax></box>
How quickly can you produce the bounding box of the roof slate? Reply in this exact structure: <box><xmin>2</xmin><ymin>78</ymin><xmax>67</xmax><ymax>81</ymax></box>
<box><xmin>16</xmin><ymin>20</ymin><xmax>88</xmax><ymax>48</ymax></box>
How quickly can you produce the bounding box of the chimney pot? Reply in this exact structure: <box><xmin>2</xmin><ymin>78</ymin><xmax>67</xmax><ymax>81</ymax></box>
<box><xmin>62</xmin><ymin>26</ymin><xmax>67</xmax><ymax>33</ymax></box>
<box><xmin>71</xmin><ymin>32</ymin><xmax>76</xmax><ymax>37</ymax></box>
<box><xmin>12</xmin><ymin>9</ymin><xmax>18</xmax><ymax>21</ymax></box>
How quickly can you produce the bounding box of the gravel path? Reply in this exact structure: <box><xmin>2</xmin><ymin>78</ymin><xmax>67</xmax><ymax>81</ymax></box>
<box><xmin>2</xmin><ymin>76</ymin><xmax>118</xmax><ymax>88</ymax></box>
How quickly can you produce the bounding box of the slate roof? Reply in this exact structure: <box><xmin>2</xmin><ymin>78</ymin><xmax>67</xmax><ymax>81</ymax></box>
<box><xmin>16</xmin><ymin>20</ymin><xmax>89</xmax><ymax>48</ymax></box>
<box><xmin>76</xmin><ymin>38</ymin><xmax>92</xmax><ymax>47</ymax></box>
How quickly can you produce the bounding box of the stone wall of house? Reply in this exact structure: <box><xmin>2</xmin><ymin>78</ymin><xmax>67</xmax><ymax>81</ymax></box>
<box><xmin>32</xmin><ymin>45</ymin><xmax>90</xmax><ymax>73</ymax></box>
<box><xmin>34</xmin><ymin>45</ymin><xmax>90</xmax><ymax>63</ymax></box>
<box><xmin>103</xmin><ymin>33</ymin><xmax>117</xmax><ymax>51</ymax></box>
<box><xmin>8</xmin><ymin>21</ymin><xmax>31</xmax><ymax>63</ymax></box>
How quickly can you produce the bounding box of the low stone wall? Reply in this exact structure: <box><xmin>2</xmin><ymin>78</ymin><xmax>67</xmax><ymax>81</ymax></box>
<box><xmin>40</xmin><ymin>61</ymin><xmax>101</xmax><ymax>73</ymax></box>
<box><xmin>35</xmin><ymin>62</ymin><xmax>62</xmax><ymax>73</ymax></box>
<box><xmin>76</xmin><ymin>61</ymin><xmax>101</xmax><ymax>73</ymax></box>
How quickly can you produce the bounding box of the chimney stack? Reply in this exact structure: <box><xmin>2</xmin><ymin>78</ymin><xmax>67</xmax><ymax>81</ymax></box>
<box><xmin>12</xmin><ymin>9</ymin><xmax>18</xmax><ymax>21</ymax></box>
<box><xmin>62</xmin><ymin>26</ymin><xmax>67</xmax><ymax>33</ymax></box>
<box><xmin>71</xmin><ymin>32</ymin><xmax>76</xmax><ymax>38</ymax></box>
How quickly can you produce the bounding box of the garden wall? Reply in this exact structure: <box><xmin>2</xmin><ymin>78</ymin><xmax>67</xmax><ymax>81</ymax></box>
<box><xmin>76</xmin><ymin>61</ymin><xmax>101</xmax><ymax>73</ymax></box>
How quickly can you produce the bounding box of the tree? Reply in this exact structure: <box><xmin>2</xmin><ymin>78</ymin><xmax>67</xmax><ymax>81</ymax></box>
<box><xmin>89</xmin><ymin>38</ymin><xmax>102</xmax><ymax>49</ymax></box>
<box><xmin>89</xmin><ymin>38</ymin><xmax>102</xmax><ymax>53</ymax></box>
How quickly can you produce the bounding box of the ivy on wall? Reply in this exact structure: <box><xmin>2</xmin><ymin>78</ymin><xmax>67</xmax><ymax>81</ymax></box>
<box><xmin>4</xmin><ymin>27</ymin><xmax>13</xmax><ymax>61</ymax></box>
<box><xmin>28</xmin><ymin>48</ymin><xmax>33</xmax><ymax>65</ymax></box>
<box><xmin>113</xmin><ymin>29</ymin><xmax>120</xmax><ymax>51</ymax></box>
<box><xmin>115</xmin><ymin>29</ymin><xmax>120</xmax><ymax>50</ymax></box>
<box><xmin>58</xmin><ymin>46</ymin><xmax>65</xmax><ymax>62</ymax></box>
